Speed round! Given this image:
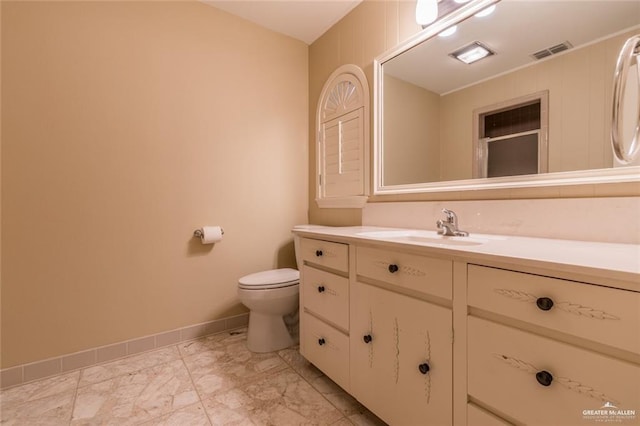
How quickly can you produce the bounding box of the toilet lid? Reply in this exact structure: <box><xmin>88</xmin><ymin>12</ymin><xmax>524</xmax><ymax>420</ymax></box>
<box><xmin>238</xmin><ymin>268</ymin><xmax>300</xmax><ymax>289</ymax></box>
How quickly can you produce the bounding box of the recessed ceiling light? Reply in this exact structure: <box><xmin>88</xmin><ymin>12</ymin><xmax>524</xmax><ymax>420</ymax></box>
<box><xmin>438</xmin><ymin>25</ymin><xmax>458</xmax><ymax>37</ymax></box>
<box><xmin>450</xmin><ymin>41</ymin><xmax>495</xmax><ymax>64</ymax></box>
<box><xmin>475</xmin><ymin>4</ymin><xmax>496</xmax><ymax>17</ymax></box>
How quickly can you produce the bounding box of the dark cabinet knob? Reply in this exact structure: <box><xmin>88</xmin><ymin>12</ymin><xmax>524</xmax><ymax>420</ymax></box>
<box><xmin>418</xmin><ymin>363</ymin><xmax>430</xmax><ymax>374</ymax></box>
<box><xmin>318</xmin><ymin>338</ymin><xmax>326</xmax><ymax>346</ymax></box>
<box><xmin>315</xmin><ymin>250</ymin><xmax>323</xmax><ymax>257</ymax></box>
<box><xmin>536</xmin><ymin>370</ymin><xmax>553</xmax><ymax>387</ymax></box>
<box><xmin>363</xmin><ymin>334</ymin><xmax>372</xmax><ymax>344</ymax></box>
<box><xmin>536</xmin><ymin>297</ymin><xmax>554</xmax><ymax>311</ymax></box>
<box><xmin>317</xmin><ymin>286</ymin><xmax>325</xmax><ymax>293</ymax></box>
<box><xmin>388</xmin><ymin>264</ymin><xmax>399</xmax><ymax>273</ymax></box>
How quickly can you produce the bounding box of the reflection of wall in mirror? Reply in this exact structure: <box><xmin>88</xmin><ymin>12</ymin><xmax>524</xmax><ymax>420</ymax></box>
<box><xmin>383</xmin><ymin>74</ymin><xmax>440</xmax><ymax>185</ymax></box>
<box><xmin>437</xmin><ymin>28</ymin><xmax>638</xmax><ymax>181</ymax></box>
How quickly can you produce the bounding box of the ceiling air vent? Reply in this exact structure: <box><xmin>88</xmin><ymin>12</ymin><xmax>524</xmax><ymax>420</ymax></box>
<box><xmin>531</xmin><ymin>41</ymin><xmax>573</xmax><ymax>60</ymax></box>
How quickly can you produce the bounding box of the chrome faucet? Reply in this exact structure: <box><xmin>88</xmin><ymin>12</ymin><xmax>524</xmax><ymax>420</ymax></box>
<box><xmin>436</xmin><ymin>209</ymin><xmax>469</xmax><ymax>237</ymax></box>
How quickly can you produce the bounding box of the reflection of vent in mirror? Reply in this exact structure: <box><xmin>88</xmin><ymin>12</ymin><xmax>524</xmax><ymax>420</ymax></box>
<box><xmin>531</xmin><ymin>41</ymin><xmax>573</xmax><ymax>60</ymax></box>
<box><xmin>473</xmin><ymin>92</ymin><xmax>549</xmax><ymax>179</ymax></box>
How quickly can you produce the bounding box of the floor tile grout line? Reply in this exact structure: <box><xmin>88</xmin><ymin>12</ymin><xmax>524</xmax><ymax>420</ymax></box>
<box><xmin>275</xmin><ymin>349</ymin><xmax>356</xmax><ymax>425</ymax></box>
<box><xmin>71</xmin><ymin>345</ymin><xmax>189</xmax><ymax>426</ymax></box>
<box><xmin>0</xmin><ymin>372</ymin><xmax>82</xmax><ymax>421</ymax></box>
<box><xmin>67</xmin><ymin>370</ymin><xmax>83</xmax><ymax>425</ymax></box>
<box><xmin>175</xmin><ymin>331</ymin><xmax>271</xmax><ymax>425</ymax></box>
<box><xmin>291</xmin><ymin>368</ymin><xmax>352</xmax><ymax>422</ymax></box>
<box><xmin>174</xmin><ymin>330</ymin><xmax>299</xmax><ymax>424</ymax></box>
<box><xmin>179</xmin><ymin>350</ymin><xmax>214</xmax><ymax>426</ymax></box>
<box><xmin>126</xmin><ymin>342</ymin><xmax>206</xmax><ymax>426</ymax></box>
<box><xmin>73</xmin><ymin>343</ymin><xmax>203</xmax><ymax>426</ymax></box>
<box><xmin>76</xmin><ymin>355</ymin><xmax>181</xmax><ymax>390</ymax></box>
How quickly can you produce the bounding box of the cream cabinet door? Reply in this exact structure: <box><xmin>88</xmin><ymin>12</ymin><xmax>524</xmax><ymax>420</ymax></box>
<box><xmin>350</xmin><ymin>281</ymin><xmax>453</xmax><ymax>425</ymax></box>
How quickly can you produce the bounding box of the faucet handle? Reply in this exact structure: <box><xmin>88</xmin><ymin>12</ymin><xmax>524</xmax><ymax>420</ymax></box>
<box><xmin>442</xmin><ymin>208</ymin><xmax>457</xmax><ymax>224</ymax></box>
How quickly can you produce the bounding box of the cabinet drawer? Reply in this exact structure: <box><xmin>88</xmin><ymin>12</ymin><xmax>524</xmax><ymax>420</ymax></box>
<box><xmin>468</xmin><ymin>265</ymin><xmax>640</xmax><ymax>354</ymax></box>
<box><xmin>467</xmin><ymin>404</ymin><xmax>512</xmax><ymax>426</ymax></box>
<box><xmin>299</xmin><ymin>238</ymin><xmax>348</xmax><ymax>273</ymax></box>
<box><xmin>301</xmin><ymin>312</ymin><xmax>349</xmax><ymax>391</ymax></box>
<box><xmin>302</xmin><ymin>266</ymin><xmax>349</xmax><ymax>330</ymax></box>
<box><xmin>468</xmin><ymin>316</ymin><xmax>640</xmax><ymax>425</ymax></box>
<box><xmin>356</xmin><ymin>246</ymin><xmax>452</xmax><ymax>300</ymax></box>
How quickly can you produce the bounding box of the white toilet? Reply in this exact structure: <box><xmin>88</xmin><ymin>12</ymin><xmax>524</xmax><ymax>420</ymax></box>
<box><xmin>238</xmin><ymin>268</ymin><xmax>300</xmax><ymax>353</ymax></box>
<box><xmin>237</xmin><ymin>225</ymin><xmax>324</xmax><ymax>353</ymax></box>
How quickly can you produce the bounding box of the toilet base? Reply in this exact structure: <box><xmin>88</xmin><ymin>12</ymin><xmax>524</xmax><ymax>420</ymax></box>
<box><xmin>246</xmin><ymin>311</ymin><xmax>294</xmax><ymax>353</ymax></box>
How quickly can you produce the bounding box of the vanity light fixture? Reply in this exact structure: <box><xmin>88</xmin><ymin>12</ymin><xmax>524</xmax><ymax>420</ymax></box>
<box><xmin>415</xmin><ymin>0</ymin><xmax>438</xmax><ymax>26</ymax></box>
<box><xmin>450</xmin><ymin>41</ymin><xmax>495</xmax><ymax>64</ymax></box>
<box><xmin>475</xmin><ymin>4</ymin><xmax>496</xmax><ymax>17</ymax></box>
<box><xmin>438</xmin><ymin>25</ymin><xmax>458</xmax><ymax>37</ymax></box>
<box><xmin>454</xmin><ymin>0</ymin><xmax>470</xmax><ymax>3</ymax></box>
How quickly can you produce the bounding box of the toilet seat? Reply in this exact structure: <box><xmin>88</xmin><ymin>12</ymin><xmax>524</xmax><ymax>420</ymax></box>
<box><xmin>238</xmin><ymin>268</ymin><xmax>300</xmax><ymax>290</ymax></box>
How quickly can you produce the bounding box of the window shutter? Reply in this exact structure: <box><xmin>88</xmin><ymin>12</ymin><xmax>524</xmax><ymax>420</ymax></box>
<box><xmin>316</xmin><ymin>65</ymin><xmax>370</xmax><ymax>208</ymax></box>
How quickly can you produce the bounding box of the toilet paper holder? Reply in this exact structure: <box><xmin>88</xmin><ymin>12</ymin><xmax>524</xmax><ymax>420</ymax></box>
<box><xmin>193</xmin><ymin>228</ymin><xmax>224</xmax><ymax>238</ymax></box>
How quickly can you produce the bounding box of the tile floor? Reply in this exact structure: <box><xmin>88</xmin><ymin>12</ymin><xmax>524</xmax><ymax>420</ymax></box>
<box><xmin>0</xmin><ymin>329</ymin><xmax>387</xmax><ymax>425</ymax></box>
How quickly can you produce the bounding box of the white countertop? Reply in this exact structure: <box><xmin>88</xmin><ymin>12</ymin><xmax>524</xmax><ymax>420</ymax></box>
<box><xmin>293</xmin><ymin>225</ymin><xmax>640</xmax><ymax>289</ymax></box>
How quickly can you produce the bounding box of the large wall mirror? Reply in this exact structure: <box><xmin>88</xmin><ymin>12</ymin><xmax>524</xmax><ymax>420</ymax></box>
<box><xmin>374</xmin><ymin>0</ymin><xmax>640</xmax><ymax>195</ymax></box>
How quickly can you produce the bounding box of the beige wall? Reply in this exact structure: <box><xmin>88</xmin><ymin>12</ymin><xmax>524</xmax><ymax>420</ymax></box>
<box><xmin>1</xmin><ymin>2</ymin><xmax>308</xmax><ymax>367</ymax></box>
<box><xmin>383</xmin><ymin>74</ymin><xmax>440</xmax><ymax>185</ymax></box>
<box><xmin>0</xmin><ymin>0</ymin><xmax>3</xmax><ymax>369</ymax></box>
<box><xmin>308</xmin><ymin>0</ymin><xmax>422</xmax><ymax>225</ymax></box>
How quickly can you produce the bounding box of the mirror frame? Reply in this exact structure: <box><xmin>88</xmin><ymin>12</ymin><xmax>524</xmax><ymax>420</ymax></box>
<box><xmin>373</xmin><ymin>0</ymin><xmax>640</xmax><ymax>198</ymax></box>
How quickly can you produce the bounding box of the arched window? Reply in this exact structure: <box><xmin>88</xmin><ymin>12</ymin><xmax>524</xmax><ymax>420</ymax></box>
<box><xmin>316</xmin><ymin>65</ymin><xmax>369</xmax><ymax>208</ymax></box>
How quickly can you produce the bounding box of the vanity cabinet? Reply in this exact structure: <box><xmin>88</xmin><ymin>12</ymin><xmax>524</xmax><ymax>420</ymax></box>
<box><xmin>352</xmin><ymin>246</ymin><xmax>454</xmax><ymax>424</ymax></box>
<box><xmin>467</xmin><ymin>265</ymin><xmax>640</xmax><ymax>425</ymax></box>
<box><xmin>294</xmin><ymin>228</ymin><xmax>640</xmax><ymax>426</ymax></box>
<box><xmin>298</xmin><ymin>237</ymin><xmax>351</xmax><ymax>391</ymax></box>
<box><xmin>350</xmin><ymin>281</ymin><xmax>453</xmax><ymax>425</ymax></box>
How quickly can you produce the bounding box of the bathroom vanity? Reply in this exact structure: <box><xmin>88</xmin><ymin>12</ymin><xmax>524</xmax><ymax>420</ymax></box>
<box><xmin>293</xmin><ymin>226</ymin><xmax>640</xmax><ymax>425</ymax></box>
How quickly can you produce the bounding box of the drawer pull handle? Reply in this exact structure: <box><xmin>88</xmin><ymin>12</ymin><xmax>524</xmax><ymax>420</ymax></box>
<box><xmin>536</xmin><ymin>297</ymin><xmax>554</xmax><ymax>311</ymax></box>
<box><xmin>418</xmin><ymin>362</ymin><xmax>430</xmax><ymax>375</ymax></box>
<box><xmin>363</xmin><ymin>334</ymin><xmax>372</xmax><ymax>344</ymax></box>
<box><xmin>536</xmin><ymin>370</ymin><xmax>553</xmax><ymax>387</ymax></box>
<box><xmin>318</xmin><ymin>338</ymin><xmax>326</xmax><ymax>346</ymax></box>
<box><xmin>388</xmin><ymin>264</ymin><xmax>399</xmax><ymax>273</ymax></box>
<box><xmin>317</xmin><ymin>285</ymin><xmax>325</xmax><ymax>293</ymax></box>
<box><xmin>315</xmin><ymin>250</ymin><xmax>323</xmax><ymax>257</ymax></box>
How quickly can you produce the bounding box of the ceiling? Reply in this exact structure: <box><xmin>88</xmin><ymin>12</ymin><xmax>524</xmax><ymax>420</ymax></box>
<box><xmin>202</xmin><ymin>0</ymin><xmax>363</xmax><ymax>45</ymax></box>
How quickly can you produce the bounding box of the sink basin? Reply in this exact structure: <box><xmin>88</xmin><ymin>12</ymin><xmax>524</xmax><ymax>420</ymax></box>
<box><xmin>357</xmin><ymin>229</ymin><xmax>494</xmax><ymax>246</ymax></box>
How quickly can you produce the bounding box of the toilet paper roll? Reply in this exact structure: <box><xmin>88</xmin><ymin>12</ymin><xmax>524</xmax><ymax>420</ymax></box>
<box><xmin>198</xmin><ymin>226</ymin><xmax>224</xmax><ymax>244</ymax></box>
